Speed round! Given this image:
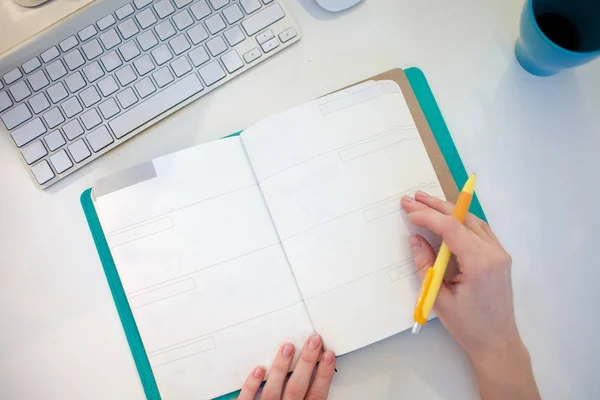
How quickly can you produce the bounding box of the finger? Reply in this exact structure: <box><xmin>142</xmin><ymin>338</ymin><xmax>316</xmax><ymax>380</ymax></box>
<box><xmin>413</xmin><ymin>191</ymin><xmax>490</xmax><ymax>240</ymax></box>
<box><xmin>407</xmin><ymin>208</ymin><xmax>482</xmax><ymax>258</ymax></box>
<box><xmin>238</xmin><ymin>366</ymin><xmax>265</xmax><ymax>400</ymax></box>
<box><xmin>409</xmin><ymin>234</ymin><xmax>436</xmax><ymax>281</ymax></box>
<box><xmin>304</xmin><ymin>351</ymin><xmax>336</xmax><ymax>400</ymax></box>
<box><xmin>409</xmin><ymin>234</ymin><xmax>453</xmax><ymax>305</ymax></box>
<box><xmin>262</xmin><ymin>343</ymin><xmax>295</xmax><ymax>400</ymax></box>
<box><xmin>283</xmin><ymin>334</ymin><xmax>322</xmax><ymax>400</ymax></box>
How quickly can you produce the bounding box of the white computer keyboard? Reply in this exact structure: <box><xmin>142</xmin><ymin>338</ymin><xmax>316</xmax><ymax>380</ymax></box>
<box><xmin>0</xmin><ymin>0</ymin><xmax>299</xmax><ymax>188</ymax></box>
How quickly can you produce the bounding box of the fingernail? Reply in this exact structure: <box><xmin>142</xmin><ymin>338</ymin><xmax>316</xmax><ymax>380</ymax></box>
<box><xmin>322</xmin><ymin>351</ymin><xmax>334</xmax><ymax>366</ymax></box>
<box><xmin>402</xmin><ymin>195</ymin><xmax>414</xmax><ymax>203</ymax></box>
<box><xmin>416</xmin><ymin>191</ymin><xmax>429</xmax><ymax>199</ymax></box>
<box><xmin>308</xmin><ymin>334</ymin><xmax>322</xmax><ymax>349</ymax></box>
<box><xmin>253</xmin><ymin>366</ymin><xmax>265</xmax><ymax>378</ymax></box>
<box><xmin>282</xmin><ymin>343</ymin><xmax>294</xmax><ymax>358</ymax></box>
<box><xmin>409</xmin><ymin>235</ymin><xmax>422</xmax><ymax>250</ymax></box>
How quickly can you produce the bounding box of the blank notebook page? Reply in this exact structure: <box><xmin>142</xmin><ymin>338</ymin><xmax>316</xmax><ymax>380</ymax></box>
<box><xmin>242</xmin><ymin>80</ymin><xmax>444</xmax><ymax>355</ymax></box>
<box><xmin>92</xmin><ymin>137</ymin><xmax>313</xmax><ymax>400</ymax></box>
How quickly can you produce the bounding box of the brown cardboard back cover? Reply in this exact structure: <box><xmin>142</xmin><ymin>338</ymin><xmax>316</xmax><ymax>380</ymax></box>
<box><xmin>332</xmin><ymin>69</ymin><xmax>459</xmax><ymax>203</ymax></box>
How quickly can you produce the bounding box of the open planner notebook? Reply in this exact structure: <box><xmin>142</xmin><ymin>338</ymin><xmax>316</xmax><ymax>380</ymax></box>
<box><xmin>90</xmin><ymin>78</ymin><xmax>446</xmax><ymax>399</ymax></box>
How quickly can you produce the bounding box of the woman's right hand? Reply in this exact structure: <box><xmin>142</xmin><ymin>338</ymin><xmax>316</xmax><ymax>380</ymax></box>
<box><xmin>401</xmin><ymin>191</ymin><xmax>540</xmax><ymax>400</ymax></box>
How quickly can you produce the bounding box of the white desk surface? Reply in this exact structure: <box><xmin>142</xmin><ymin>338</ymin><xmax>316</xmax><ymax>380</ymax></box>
<box><xmin>1</xmin><ymin>0</ymin><xmax>599</xmax><ymax>399</ymax></box>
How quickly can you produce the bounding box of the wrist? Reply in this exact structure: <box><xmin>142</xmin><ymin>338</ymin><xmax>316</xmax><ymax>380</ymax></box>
<box><xmin>468</xmin><ymin>331</ymin><xmax>528</xmax><ymax>371</ymax></box>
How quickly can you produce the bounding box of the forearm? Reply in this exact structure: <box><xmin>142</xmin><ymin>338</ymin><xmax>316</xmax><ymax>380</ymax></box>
<box><xmin>470</xmin><ymin>338</ymin><xmax>541</xmax><ymax>400</ymax></box>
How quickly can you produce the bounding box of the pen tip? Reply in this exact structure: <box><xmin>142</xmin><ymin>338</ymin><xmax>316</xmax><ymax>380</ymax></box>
<box><xmin>412</xmin><ymin>323</ymin><xmax>422</xmax><ymax>335</ymax></box>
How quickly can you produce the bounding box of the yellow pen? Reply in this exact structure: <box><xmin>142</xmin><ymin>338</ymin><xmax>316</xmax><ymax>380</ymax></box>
<box><xmin>412</xmin><ymin>174</ymin><xmax>476</xmax><ymax>335</ymax></box>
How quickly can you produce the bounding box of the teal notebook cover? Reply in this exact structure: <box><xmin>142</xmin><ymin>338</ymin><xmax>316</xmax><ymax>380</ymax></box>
<box><xmin>80</xmin><ymin>67</ymin><xmax>486</xmax><ymax>400</ymax></box>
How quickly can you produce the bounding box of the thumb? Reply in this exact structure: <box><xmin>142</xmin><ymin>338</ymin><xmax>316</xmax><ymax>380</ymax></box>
<box><xmin>409</xmin><ymin>234</ymin><xmax>436</xmax><ymax>281</ymax></box>
<box><xmin>409</xmin><ymin>234</ymin><xmax>454</xmax><ymax>310</ymax></box>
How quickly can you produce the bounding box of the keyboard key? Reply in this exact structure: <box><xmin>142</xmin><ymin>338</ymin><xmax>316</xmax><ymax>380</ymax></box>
<box><xmin>86</xmin><ymin>125</ymin><xmax>114</xmax><ymax>152</ymax></box>
<box><xmin>170</xmin><ymin>57</ymin><xmax>192</xmax><ymax>77</ymax></box>
<box><xmin>21</xmin><ymin>140</ymin><xmax>47</xmax><ymax>164</ymax></box>
<box><xmin>81</xmin><ymin>109</ymin><xmax>102</xmax><ymax>129</ymax></box>
<box><xmin>151</xmin><ymin>44</ymin><xmax>173</xmax><ymax>65</ymax></box>
<box><xmin>223</xmin><ymin>4</ymin><xmax>243</xmax><ymax>24</ymax></box>
<box><xmin>119</xmin><ymin>41</ymin><xmax>141</xmax><ymax>61</ymax></box>
<box><xmin>261</xmin><ymin>37</ymin><xmax>279</xmax><ymax>53</ymax></box>
<box><xmin>190</xmin><ymin>0</ymin><xmax>211</xmax><ymax>20</ymax></box>
<box><xmin>116</xmin><ymin>4</ymin><xmax>135</xmax><ymax>20</ymax></box>
<box><xmin>134</xmin><ymin>55</ymin><xmax>155</xmax><ymax>75</ymax></box>
<box><xmin>240</xmin><ymin>0</ymin><xmax>261</xmax><ymax>14</ymax></box>
<box><xmin>83</xmin><ymin>61</ymin><xmax>105</xmax><ymax>82</ymax></box>
<box><xmin>100</xmin><ymin>51</ymin><xmax>123</xmax><ymax>72</ymax></box>
<box><xmin>134</xmin><ymin>77</ymin><xmax>156</xmax><ymax>98</ymax></box>
<box><xmin>49</xmin><ymin>150</ymin><xmax>73</xmax><ymax>174</ymax></box>
<box><xmin>117</xmin><ymin>87</ymin><xmax>138</xmax><ymax>108</ymax></box>
<box><xmin>189</xmin><ymin>46</ymin><xmax>210</xmax><ymax>66</ymax></box>
<box><xmin>256</xmin><ymin>29</ymin><xmax>274</xmax><ymax>44</ymax></box>
<box><xmin>78</xmin><ymin>25</ymin><xmax>98</xmax><ymax>41</ymax></box>
<box><xmin>29</xmin><ymin>93</ymin><xmax>50</xmax><ymax>114</ymax></box>
<box><xmin>9</xmin><ymin>81</ymin><xmax>30</xmax><ymax>102</ymax></box>
<box><xmin>41</xmin><ymin>46</ymin><xmax>60</xmax><ymax>63</ymax></box>
<box><xmin>138</xmin><ymin>30</ymin><xmax>159</xmax><ymax>51</ymax></box>
<box><xmin>118</xmin><ymin>18</ymin><xmax>140</xmax><ymax>40</ymax></box>
<box><xmin>224</xmin><ymin>26</ymin><xmax>245</xmax><ymax>46</ymax></box>
<box><xmin>154</xmin><ymin>0</ymin><xmax>175</xmax><ymax>18</ymax></box>
<box><xmin>82</xmin><ymin>39</ymin><xmax>103</xmax><ymax>60</ymax></box>
<box><xmin>10</xmin><ymin>118</ymin><xmax>45</xmax><ymax>146</ymax></box>
<box><xmin>59</xmin><ymin>36</ymin><xmax>78</xmax><ymax>52</ymax></box>
<box><xmin>207</xmin><ymin>36</ymin><xmax>227</xmax><ymax>56</ymax></box>
<box><xmin>43</xmin><ymin>107</ymin><xmax>65</xmax><ymax>129</ymax></box>
<box><xmin>109</xmin><ymin>74</ymin><xmax>203</xmax><ymax>139</ymax></box>
<box><xmin>3</xmin><ymin>103</ymin><xmax>32</xmax><ymax>129</ymax></box>
<box><xmin>116</xmin><ymin>65</ymin><xmax>137</xmax><ymax>86</ymax></box>
<box><xmin>155</xmin><ymin>20</ymin><xmax>176</xmax><ymax>40</ymax></box>
<box><xmin>100</xmin><ymin>29</ymin><xmax>122</xmax><ymax>50</ymax></box>
<box><xmin>46</xmin><ymin>60</ymin><xmax>68</xmax><ymax>81</ymax></box>
<box><xmin>28</xmin><ymin>70</ymin><xmax>49</xmax><ymax>92</ymax></box>
<box><xmin>97</xmin><ymin>14</ymin><xmax>116</xmax><ymax>31</ymax></box>
<box><xmin>209</xmin><ymin>0</ymin><xmax>229</xmax><ymax>10</ymax></box>
<box><xmin>62</xmin><ymin>119</ymin><xmax>84</xmax><ymax>140</ymax></box>
<box><xmin>80</xmin><ymin>86</ymin><xmax>101</xmax><ymax>107</ymax></box>
<box><xmin>98</xmin><ymin>98</ymin><xmax>120</xmax><ymax>119</ymax></box>
<box><xmin>263</xmin><ymin>0</ymin><xmax>274</xmax><ymax>3</ymax></box>
<box><xmin>198</xmin><ymin>60</ymin><xmax>226</xmax><ymax>86</ymax></box>
<box><xmin>221</xmin><ymin>50</ymin><xmax>243</xmax><ymax>73</ymax></box>
<box><xmin>173</xmin><ymin>10</ymin><xmax>194</xmax><ymax>30</ymax></box>
<box><xmin>169</xmin><ymin>34</ymin><xmax>190</xmax><ymax>55</ymax></box>
<box><xmin>3</xmin><ymin>68</ymin><xmax>22</xmax><ymax>85</ymax></box>
<box><xmin>22</xmin><ymin>57</ymin><xmax>42</xmax><ymax>74</ymax></box>
<box><xmin>205</xmin><ymin>14</ymin><xmax>226</xmax><ymax>34</ymax></box>
<box><xmin>31</xmin><ymin>160</ymin><xmax>54</xmax><ymax>184</ymax></box>
<box><xmin>98</xmin><ymin>76</ymin><xmax>119</xmax><ymax>97</ymax></box>
<box><xmin>136</xmin><ymin>9</ymin><xmax>158</xmax><ymax>29</ymax></box>
<box><xmin>187</xmin><ymin>24</ymin><xmax>208</xmax><ymax>44</ymax></box>
<box><xmin>68</xmin><ymin>139</ymin><xmax>91</xmax><ymax>163</ymax></box>
<box><xmin>47</xmin><ymin>82</ymin><xmax>69</xmax><ymax>103</ymax></box>
<box><xmin>0</xmin><ymin>91</ymin><xmax>13</xmax><ymax>112</ymax></box>
<box><xmin>134</xmin><ymin>0</ymin><xmax>153</xmax><ymax>9</ymax></box>
<box><xmin>279</xmin><ymin>27</ymin><xmax>297</xmax><ymax>43</ymax></box>
<box><xmin>243</xmin><ymin>47</ymin><xmax>261</xmax><ymax>63</ymax></box>
<box><xmin>65</xmin><ymin>72</ymin><xmax>86</xmax><ymax>93</ymax></box>
<box><xmin>44</xmin><ymin>130</ymin><xmax>66</xmax><ymax>151</ymax></box>
<box><xmin>174</xmin><ymin>0</ymin><xmax>193</xmax><ymax>8</ymax></box>
<box><xmin>242</xmin><ymin>4</ymin><xmax>284</xmax><ymax>36</ymax></box>
<box><xmin>152</xmin><ymin>67</ymin><xmax>174</xmax><ymax>88</ymax></box>
<box><xmin>61</xmin><ymin>96</ymin><xmax>83</xmax><ymax>118</ymax></box>
<box><xmin>64</xmin><ymin>49</ymin><xmax>86</xmax><ymax>71</ymax></box>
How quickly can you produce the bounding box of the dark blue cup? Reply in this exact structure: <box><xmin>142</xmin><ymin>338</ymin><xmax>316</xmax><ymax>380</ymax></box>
<box><xmin>515</xmin><ymin>0</ymin><xmax>600</xmax><ymax>76</ymax></box>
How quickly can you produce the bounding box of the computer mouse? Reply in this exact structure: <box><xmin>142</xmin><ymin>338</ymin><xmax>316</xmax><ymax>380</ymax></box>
<box><xmin>12</xmin><ymin>0</ymin><xmax>51</xmax><ymax>7</ymax></box>
<box><xmin>315</xmin><ymin>0</ymin><xmax>362</xmax><ymax>12</ymax></box>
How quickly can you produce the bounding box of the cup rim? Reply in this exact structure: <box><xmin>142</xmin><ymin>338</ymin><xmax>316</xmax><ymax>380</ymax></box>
<box><xmin>528</xmin><ymin>0</ymin><xmax>600</xmax><ymax>56</ymax></box>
